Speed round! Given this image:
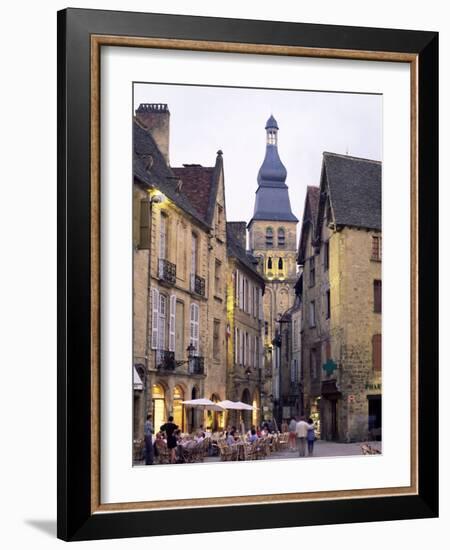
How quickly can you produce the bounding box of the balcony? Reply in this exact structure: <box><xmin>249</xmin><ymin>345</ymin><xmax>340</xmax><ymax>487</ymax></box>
<box><xmin>158</xmin><ymin>258</ymin><xmax>176</xmax><ymax>285</ymax></box>
<box><xmin>190</xmin><ymin>273</ymin><xmax>206</xmax><ymax>297</ymax></box>
<box><xmin>188</xmin><ymin>356</ymin><xmax>205</xmax><ymax>375</ymax></box>
<box><xmin>156</xmin><ymin>350</ymin><xmax>176</xmax><ymax>371</ymax></box>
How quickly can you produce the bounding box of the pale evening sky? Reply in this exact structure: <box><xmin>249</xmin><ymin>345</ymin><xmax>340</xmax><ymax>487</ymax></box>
<box><xmin>133</xmin><ymin>83</ymin><xmax>382</xmax><ymax>234</ymax></box>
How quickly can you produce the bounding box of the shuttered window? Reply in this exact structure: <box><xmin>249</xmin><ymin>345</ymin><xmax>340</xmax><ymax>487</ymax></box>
<box><xmin>139</xmin><ymin>199</ymin><xmax>150</xmax><ymax>249</ymax></box>
<box><xmin>151</xmin><ymin>288</ymin><xmax>159</xmax><ymax>349</ymax></box>
<box><xmin>189</xmin><ymin>303</ymin><xmax>199</xmax><ymax>354</ymax></box>
<box><xmin>372</xmin><ymin>334</ymin><xmax>382</xmax><ymax>371</ymax></box>
<box><xmin>168</xmin><ymin>295</ymin><xmax>176</xmax><ymax>352</ymax></box>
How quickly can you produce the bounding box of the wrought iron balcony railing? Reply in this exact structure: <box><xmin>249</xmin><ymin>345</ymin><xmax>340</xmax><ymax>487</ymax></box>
<box><xmin>156</xmin><ymin>350</ymin><xmax>176</xmax><ymax>371</ymax></box>
<box><xmin>190</xmin><ymin>273</ymin><xmax>206</xmax><ymax>297</ymax></box>
<box><xmin>158</xmin><ymin>258</ymin><xmax>176</xmax><ymax>285</ymax></box>
<box><xmin>188</xmin><ymin>356</ymin><xmax>205</xmax><ymax>375</ymax></box>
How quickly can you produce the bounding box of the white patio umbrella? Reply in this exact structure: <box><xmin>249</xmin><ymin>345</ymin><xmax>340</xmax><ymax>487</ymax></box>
<box><xmin>218</xmin><ymin>400</ymin><xmax>255</xmax><ymax>410</ymax></box>
<box><xmin>181</xmin><ymin>398</ymin><xmax>225</xmax><ymax>411</ymax></box>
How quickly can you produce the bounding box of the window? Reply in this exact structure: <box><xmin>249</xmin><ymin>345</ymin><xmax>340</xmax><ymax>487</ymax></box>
<box><xmin>214</xmin><ymin>259</ymin><xmax>222</xmax><ymax>296</ymax></box>
<box><xmin>158</xmin><ymin>294</ymin><xmax>167</xmax><ymax>350</ymax></box>
<box><xmin>309</xmin><ymin>255</ymin><xmax>316</xmax><ymax>287</ymax></box>
<box><xmin>324</xmin><ymin>241</ymin><xmax>329</xmax><ymax>271</ymax></box>
<box><xmin>159</xmin><ymin>213</ymin><xmax>167</xmax><ymax>259</ymax></box>
<box><xmin>175</xmin><ymin>301</ymin><xmax>185</xmax><ymax>360</ymax></box>
<box><xmin>310</xmin><ymin>348</ymin><xmax>317</xmax><ymax>379</ymax></box>
<box><xmin>278</xmin><ymin>227</ymin><xmax>285</xmax><ymax>247</ymax></box>
<box><xmin>266</xmin><ymin>227</ymin><xmax>273</xmax><ymax>247</ymax></box>
<box><xmin>291</xmin><ymin>359</ymin><xmax>298</xmax><ymax>383</ymax></box>
<box><xmin>326</xmin><ymin>289</ymin><xmax>331</xmax><ymax>319</ymax></box>
<box><xmin>309</xmin><ymin>301</ymin><xmax>316</xmax><ymax>327</ymax></box>
<box><xmin>138</xmin><ymin>199</ymin><xmax>150</xmax><ymax>249</ymax></box>
<box><xmin>189</xmin><ymin>303</ymin><xmax>200</xmax><ymax>354</ymax></box>
<box><xmin>191</xmin><ymin>233</ymin><xmax>198</xmax><ymax>275</ymax></box>
<box><xmin>372</xmin><ymin>334</ymin><xmax>382</xmax><ymax>371</ymax></box>
<box><xmin>213</xmin><ymin>319</ymin><xmax>220</xmax><ymax>360</ymax></box>
<box><xmin>278</xmin><ymin>258</ymin><xmax>283</xmax><ymax>271</ymax></box>
<box><xmin>267</xmin><ymin>257</ymin><xmax>273</xmax><ymax>270</ymax></box>
<box><xmin>293</xmin><ymin>319</ymin><xmax>298</xmax><ymax>349</ymax></box>
<box><xmin>374</xmin><ymin>280</ymin><xmax>382</xmax><ymax>313</ymax></box>
<box><xmin>264</xmin><ymin>321</ymin><xmax>269</xmax><ymax>337</ymax></box>
<box><xmin>372</xmin><ymin>235</ymin><xmax>382</xmax><ymax>261</ymax></box>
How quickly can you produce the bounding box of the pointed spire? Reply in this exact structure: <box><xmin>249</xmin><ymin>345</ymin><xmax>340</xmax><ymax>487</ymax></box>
<box><xmin>250</xmin><ymin>116</ymin><xmax>298</xmax><ymax>224</ymax></box>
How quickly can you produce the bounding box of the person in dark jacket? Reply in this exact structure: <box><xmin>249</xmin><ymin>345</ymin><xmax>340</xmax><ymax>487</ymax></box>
<box><xmin>160</xmin><ymin>416</ymin><xmax>179</xmax><ymax>464</ymax></box>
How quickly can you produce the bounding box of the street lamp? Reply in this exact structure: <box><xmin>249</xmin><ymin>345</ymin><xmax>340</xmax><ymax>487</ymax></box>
<box><xmin>176</xmin><ymin>343</ymin><xmax>196</xmax><ymax>368</ymax></box>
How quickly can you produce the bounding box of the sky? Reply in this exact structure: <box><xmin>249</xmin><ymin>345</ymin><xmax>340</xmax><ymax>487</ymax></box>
<box><xmin>133</xmin><ymin>83</ymin><xmax>382</xmax><ymax>231</ymax></box>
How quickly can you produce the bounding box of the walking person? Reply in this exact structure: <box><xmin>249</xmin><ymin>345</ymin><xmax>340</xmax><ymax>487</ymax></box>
<box><xmin>160</xmin><ymin>415</ymin><xmax>179</xmax><ymax>464</ymax></box>
<box><xmin>296</xmin><ymin>416</ymin><xmax>309</xmax><ymax>457</ymax></box>
<box><xmin>288</xmin><ymin>417</ymin><xmax>297</xmax><ymax>451</ymax></box>
<box><xmin>307</xmin><ymin>418</ymin><xmax>316</xmax><ymax>456</ymax></box>
<box><xmin>144</xmin><ymin>414</ymin><xmax>154</xmax><ymax>465</ymax></box>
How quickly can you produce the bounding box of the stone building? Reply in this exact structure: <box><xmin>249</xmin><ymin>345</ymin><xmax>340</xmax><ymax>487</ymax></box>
<box><xmin>276</xmin><ymin>289</ymin><xmax>302</xmax><ymax>422</ymax></box>
<box><xmin>225</xmin><ymin>222</ymin><xmax>266</xmax><ymax>430</ymax></box>
<box><xmin>133</xmin><ymin>104</ymin><xmax>228</xmax><ymax>437</ymax></box>
<box><xmin>298</xmin><ymin>152</ymin><xmax>382</xmax><ymax>442</ymax></box>
<box><xmin>247</xmin><ymin>115</ymin><xmax>299</xmax><ymax>425</ymax></box>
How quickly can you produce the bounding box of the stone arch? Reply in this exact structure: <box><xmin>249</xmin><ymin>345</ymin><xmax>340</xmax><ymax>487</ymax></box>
<box><xmin>172</xmin><ymin>384</ymin><xmax>185</xmax><ymax>431</ymax></box>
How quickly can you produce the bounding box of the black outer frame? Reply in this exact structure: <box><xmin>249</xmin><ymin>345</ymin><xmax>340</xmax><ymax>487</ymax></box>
<box><xmin>57</xmin><ymin>8</ymin><xmax>438</xmax><ymax>542</ymax></box>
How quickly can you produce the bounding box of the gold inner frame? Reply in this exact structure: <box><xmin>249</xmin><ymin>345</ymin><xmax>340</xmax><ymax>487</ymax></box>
<box><xmin>90</xmin><ymin>35</ymin><xmax>418</xmax><ymax>514</ymax></box>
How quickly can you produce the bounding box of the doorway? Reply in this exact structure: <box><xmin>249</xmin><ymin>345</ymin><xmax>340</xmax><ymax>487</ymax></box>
<box><xmin>368</xmin><ymin>395</ymin><xmax>382</xmax><ymax>441</ymax></box>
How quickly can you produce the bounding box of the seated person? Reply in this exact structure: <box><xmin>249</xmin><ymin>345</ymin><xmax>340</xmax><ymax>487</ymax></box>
<box><xmin>247</xmin><ymin>428</ymin><xmax>258</xmax><ymax>443</ymax></box>
<box><xmin>226</xmin><ymin>430</ymin><xmax>236</xmax><ymax>445</ymax></box>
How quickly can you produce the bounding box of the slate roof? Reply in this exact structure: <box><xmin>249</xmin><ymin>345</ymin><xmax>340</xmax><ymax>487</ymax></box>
<box><xmin>133</xmin><ymin>120</ymin><xmax>217</xmax><ymax>229</ymax></box>
<box><xmin>226</xmin><ymin>223</ymin><xmax>265</xmax><ymax>286</ymax></box>
<box><xmin>172</xmin><ymin>164</ymin><xmax>218</xmax><ymax>226</ymax></box>
<box><xmin>265</xmin><ymin>114</ymin><xmax>279</xmax><ymax>130</ymax></box>
<box><xmin>317</xmin><ymin>152</ymin><xmax>381</xmax><ymax>237</ymax></box>
<box><xmin>297</xmin><ymin>186</ymin><xmax>320</xmax><ymax>264</ymax></box>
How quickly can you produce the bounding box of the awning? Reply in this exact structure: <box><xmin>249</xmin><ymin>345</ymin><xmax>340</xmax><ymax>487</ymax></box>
<box><xmin>133</xmin><ymin>366</ymin><xmax>144</xmax><ymax>391</ymax></box>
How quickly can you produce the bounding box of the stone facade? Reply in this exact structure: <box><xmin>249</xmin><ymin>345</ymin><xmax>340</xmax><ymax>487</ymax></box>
<box><xmin>299</xmin><ymin>153</ymin><xmax>382</xmax><ymax>442</ymax></box>
<box><xmin>133</xmin><ymin>105</ymin><xmax>228</xmax><ymax>437</ymax></box>
<box><xmin>226</xmin><ymin>223</ymin><xmax>266</xmax><ymax>430</ymax></box>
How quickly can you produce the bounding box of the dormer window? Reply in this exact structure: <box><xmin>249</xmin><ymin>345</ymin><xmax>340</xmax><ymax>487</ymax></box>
<box><xmin>266</xmin><ymin>227</ymin><xmax>273</xmax><ymax>247</ymax></box>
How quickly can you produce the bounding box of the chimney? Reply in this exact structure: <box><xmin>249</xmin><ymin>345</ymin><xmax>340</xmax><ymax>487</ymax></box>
<box><xmin>135</xmin><ymin>103</ymin><xmax>170</xmax><ymax>164</ymax></box>
<box><xmin>227</xmin><ymin>222</ymin><xmax>247</xmax><ymax>250</ymax></box>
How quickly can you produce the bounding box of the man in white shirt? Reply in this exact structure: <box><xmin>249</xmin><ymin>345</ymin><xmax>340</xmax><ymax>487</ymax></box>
<box><xmin>296</xmin><ymin>416</ymin><xmax>309</xmax><ymax>457</ymax></box>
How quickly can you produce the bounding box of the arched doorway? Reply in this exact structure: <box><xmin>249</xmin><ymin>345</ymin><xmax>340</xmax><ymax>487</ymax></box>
<box><xmin>152</xmin><ymin>384</ymin><xmax>165</xmax><ymax>432</ymax></box>
<box><xmin>241</xmin><ymin>389</ymin><xmax>252</xmax><ymax>431</ymax></box>
<box><xmin>173</xmin><ymin>385</ymin><xmax>184</xmax><ymax>432</ymax></box>
<box><xmin>252</xmin><ymin>390</ymin><xmax>260</xmax><ymax>428</ymax></box>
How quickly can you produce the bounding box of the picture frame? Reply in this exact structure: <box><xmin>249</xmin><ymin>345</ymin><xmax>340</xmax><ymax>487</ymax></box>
<box><xmin>57</xmin><ymin>7</ymin><xmax>438</xmax><ymax>541</ymax></box>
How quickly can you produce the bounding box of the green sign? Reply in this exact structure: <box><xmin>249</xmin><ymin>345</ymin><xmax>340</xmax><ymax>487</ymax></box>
<box><xmin>323</xmin><ymin>359</ymin><xmax>337</xmax><ymax>376</ymax></box>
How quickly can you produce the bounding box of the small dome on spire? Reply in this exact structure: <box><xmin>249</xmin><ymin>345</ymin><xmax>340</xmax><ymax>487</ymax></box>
<box><xmin>265</xmin><ymin>114</ymin><xmax>279</xmax><ymax>130</ymax></box>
